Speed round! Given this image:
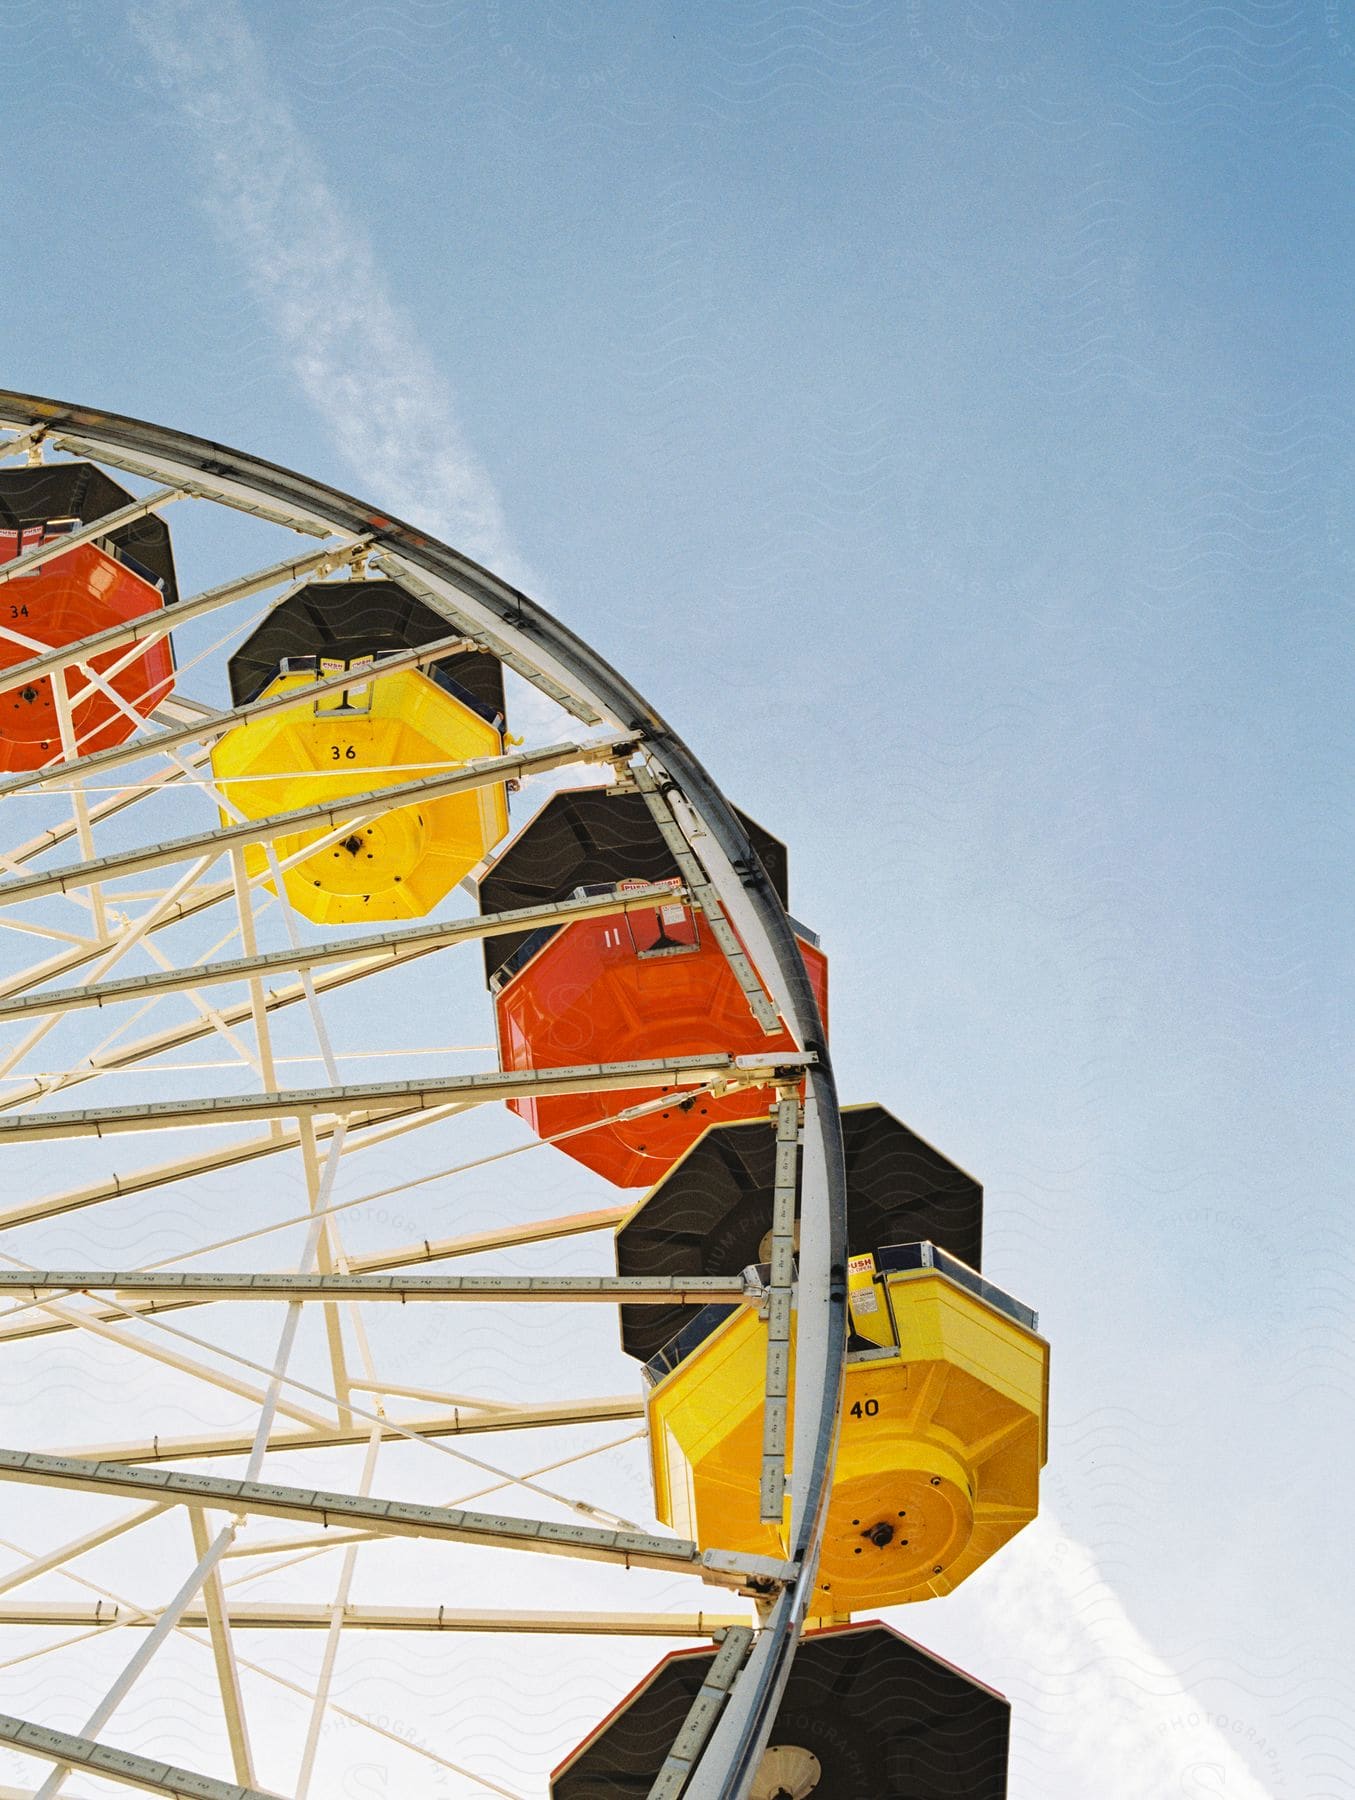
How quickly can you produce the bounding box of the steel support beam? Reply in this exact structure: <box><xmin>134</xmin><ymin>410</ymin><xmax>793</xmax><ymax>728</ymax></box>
<box><xmin>630</xmin><ymin>764</ymin><xmax>781</xmax><ymax>1036</ymax></box>
<box><xmin>0</xmin><ymin>1272</ymin><xmax>751</xmax><ymax>1306</ymax></box>
<box><xmin>0</xmin><ymin>1052</ymin><xmax>811</xmax><ymax>1144</ymax></box>
<box><xmin>0</xmin><ymin>628</ymin><xmax>475</xmax><ymax>799</ymax></box>
<box><xmin>0</xmin><ymin>540</ymin><xmax>362</xmax><ymax>701</ymax></box>
<box><xmin>0</xmin><ymin>736</ymin><xmax>634</xmax><ymax>907</ymax></box>
<box><xmin>759</xmin><ymin>1093</ymin><xmax>801</xmax><ymax>1522</ymax></box>
<box><xmin>0</xmin><ymin>884</ymin><xmax>688</xmax><ymax>1022</ymax></box>
<box><xmin>0</xmin><ymin>1449</ymin><xmax>786</xmax><ymax>1588</ymax></box>
<box><xmin>0</xmin><ymin>488</ymin><xmax>185</xmax><ymax>587</ymax></box>
<box><xmin>0</xmin><ymin>1713</ymin><xmax>285</xmax><ymax>1800</ymax></box>
<box><xmin>0</xmin><ymin>1205</ymin><xmax>629</xmax><ymax>1344</ymax></box>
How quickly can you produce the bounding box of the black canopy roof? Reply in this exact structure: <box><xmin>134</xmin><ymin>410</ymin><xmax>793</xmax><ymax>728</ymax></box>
<box><xmin>0</xmin><ymin>462</ymin><xmax>178</xmax><ymax>604</ymax></box>
<box><xmin>226</xmin><ymin>578</ymin><xmax>505</xmax><ymax>722</ymax></box>
<box><xmin>616</xmin><ymin>1102</ymin><xmax>983</xmax><ymax>1363</ymax></box>
<box><xmin>550</xmin><ymin>1622</ymin><xmax>1009</xmax><ymax>1798</ymax></box>
<box><xmin>476</xmin><ymin>786</ymin><xmax>789</xmax><ymax>986</ymax></box>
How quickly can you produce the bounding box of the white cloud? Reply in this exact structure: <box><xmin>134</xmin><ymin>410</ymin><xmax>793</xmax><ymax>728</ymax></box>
<box><xmin>932</xmin><ymin>1512</ymin><xmax>1278</xmax><ymax>1800</ymax></box>
<box><xmin>127</xmin><ymin>0</ymin><xmax>516</xmax><ymax>581</ymax></box>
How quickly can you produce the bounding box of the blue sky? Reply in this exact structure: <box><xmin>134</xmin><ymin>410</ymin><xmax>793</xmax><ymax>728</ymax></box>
<box><xmin>1</xmin><ymin>3</ymin><xmax>1351</xmax><ymax>1797</ymax></box>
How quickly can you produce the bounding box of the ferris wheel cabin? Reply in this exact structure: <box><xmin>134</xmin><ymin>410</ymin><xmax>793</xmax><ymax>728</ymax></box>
<box><xmin>622</xmin><ymin>1108</ymin><xmax>1048</xmax><ymax>1613</ymax></box>
<box><xmin>0</xmin><ymin>462</ymin><xmax>178</xmax><ymax>772</ymax></box>
<box><xmin>478</xmin><ymin>786</ymin><xmax>829</xmax><ymax>1187</ymax></box>
<box><xmin>210</xmin><ymin>579</ymin><xmax>509</xmax><ymax>924</ymax></box>
<box><xmin>551</xmin><ymin>1621</ymin><xmax>1011</xmax><ymax>1798</ymax></box>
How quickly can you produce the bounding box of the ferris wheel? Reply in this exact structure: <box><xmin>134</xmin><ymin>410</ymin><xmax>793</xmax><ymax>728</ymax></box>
<box><xmin>0</xmin><ymin>394</ymin><xmax>1046</xmax><ymax>1800</ymax></box>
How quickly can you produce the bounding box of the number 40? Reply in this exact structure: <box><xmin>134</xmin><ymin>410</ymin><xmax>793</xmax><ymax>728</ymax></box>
<box><xmin>849</xmin><ymin>1398</ymin><xmax>879</xmax><ymax>1419</ymax></box>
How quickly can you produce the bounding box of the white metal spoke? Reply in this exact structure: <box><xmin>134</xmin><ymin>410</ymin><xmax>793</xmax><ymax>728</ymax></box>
<box><xmin>0</xmin><ymin>857</ymin><xmax>215</xmax><ymax>1084</ymax></box>
<box><xmin>48</xmin><ymin>671</ymin><xmax>107</xmax><ymax>942</ymax></box>
<box><xmin>5</xmin><ymin>1554</ymin><xmax>532</xmax><ymax>1800</ymax></box>
<box><xmin>32</xmin><ymin>1527</ymin><xmax>238</xmax><ymax>1800</ymax></box>
<box><xmin>61</xmin><ymin>1397</ymin><xmax>647</xmax><ymax>1465</ymax></box>
<box><xmin>293</xmin><ymin>1426</ymin><xmax>381</xmax><ymax>1799</ymax></box>
<box><xmin>9</xmin><ymin>758</ymin><xmax>204</xmax><ymax>866</ymax></box>
<box><xmin>0</xmin><ymin>1505</ymin><xmax>168</xmax><ymax>1599</ymax></box>
<box><xmin>187</xmin><ymin>1509</ymin><xmax>255</xmax><ymax>1791</ymax></box>
<box><xmin>0</xmin><ymin>1274</ymin><xmax>331</xmax><ymax>1427</ymax></box>
<box><xmin>6</xmin><ymin>1234</ymin><xmax>651</xmax><ymax>1524</ymax></box>
<box><xmin>0</xmin><ymin>1602</ymin><xmax>754</xmax><ymax>1635</ymax></box>
<box><xmin>0</xmin><ymin>1511</ymin><xmax>533</xmax><ymax>1800</ymax></box>
<box><xmin>0</xmin><ymin>1099</ymin><xmax>473</xmax><ymax>1241</ymax></box>
<box><xmin>0</xmin><ymin>932</ymin><xmax>465</xmax><ymax>1113</ymax></box>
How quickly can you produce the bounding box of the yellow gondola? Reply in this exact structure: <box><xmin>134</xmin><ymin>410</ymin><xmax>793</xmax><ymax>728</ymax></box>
<box><xmin>211</xmin><ymin>661</ymin><xmax>508</xmax><ymax>925</ymax></box>
<box><xmin>646</xmin><ymin>1242</ymin><xmax>1048</xmax><ymax>1612</ymax></box>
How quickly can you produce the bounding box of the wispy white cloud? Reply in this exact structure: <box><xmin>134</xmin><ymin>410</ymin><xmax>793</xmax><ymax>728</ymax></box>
<box><xmin>964</xmin><ymin>1512</ymin><xmax>1277</xmax><ymax>1799</ymax></box>
<box><xmin>127</xmin><ymin>0</ymin><xmax>515</xmax><ymax>580</ymax></box>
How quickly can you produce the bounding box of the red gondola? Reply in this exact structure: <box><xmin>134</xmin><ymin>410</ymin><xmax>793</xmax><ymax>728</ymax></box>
<box><xmin>480</xmin><ymin>787</ymin><xmax>828</xmax><ymax>1188</ymax></box>
<box><xmin>0</xmin><ymin>463</ymin><xmax>177</xmax><ymax>773</ymax></box>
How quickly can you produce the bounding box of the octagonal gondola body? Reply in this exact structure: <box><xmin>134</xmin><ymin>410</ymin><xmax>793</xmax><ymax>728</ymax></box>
<box><xmin>480</xmin><ymin>787</ymin><xmax>828</xmax><ymax>1188</ymax></box>
<box><xmin>550</xmin><ymin>1621</ymin><xmax>1010</xmax><ymax>1798</ymax></box>
<box><xmin>622</xmin><ymin>1109</ymin><xmax>1046</xmax><ymax>1613</ymax></box>
<box><xmin>212</xmin><ymin>665</ymin><xmax>508</xmax><ymax>925</ymax></box>
<box><xmin>210</xmin><ymin>579</ymin><xmax>510</xmax><ymax>925</ymax></box>
<box><xmin>0</xmin><ymin>463</ymin><xmax>177</xmax><ymax>772</ymax></box>
<box><xmin>647</xmin><ymin>1246</ymin><xmax>1047</xmax><ymax>1612</ymax></box>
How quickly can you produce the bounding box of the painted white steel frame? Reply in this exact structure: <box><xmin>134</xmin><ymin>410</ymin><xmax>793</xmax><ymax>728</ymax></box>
<box><xmin>0</xmin><ymin>394</ymin><xmax>847</xmax><ymax>1800</ymax></box>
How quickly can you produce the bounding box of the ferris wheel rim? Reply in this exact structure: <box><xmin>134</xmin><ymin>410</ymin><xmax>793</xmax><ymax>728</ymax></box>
<box><xmin>0</xmin><ymin>390</ymin><xmax>850</xmax><ymax>1800</ymax></box>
